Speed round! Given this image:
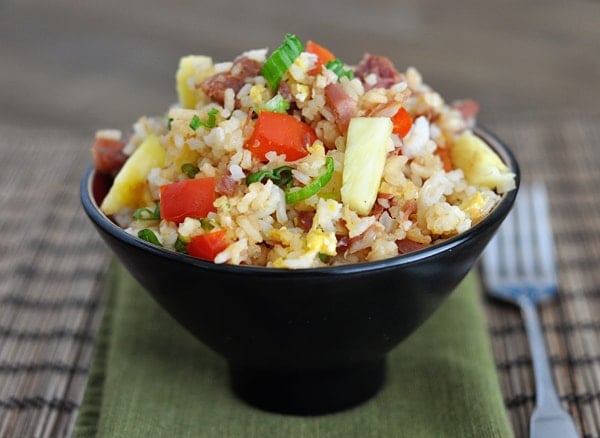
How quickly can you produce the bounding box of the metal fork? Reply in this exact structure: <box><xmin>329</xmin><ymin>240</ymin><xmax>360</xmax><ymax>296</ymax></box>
<box><xmin>481</xmin><ymin>183</ymin><xmax>579</xmax><ymax>438</ymax></box>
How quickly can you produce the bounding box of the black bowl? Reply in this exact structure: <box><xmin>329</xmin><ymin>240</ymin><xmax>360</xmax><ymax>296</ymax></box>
<box><xmin>81</xmin><ymin>126</ymin><xmax>519</xmax><ymax>415</ymax></box>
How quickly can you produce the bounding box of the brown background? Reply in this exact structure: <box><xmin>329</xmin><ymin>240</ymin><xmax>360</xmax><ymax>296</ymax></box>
<box><xmin>2</xmin><ymin>0</ymin><xmax>598</xmax><ymax>131</ymax></box>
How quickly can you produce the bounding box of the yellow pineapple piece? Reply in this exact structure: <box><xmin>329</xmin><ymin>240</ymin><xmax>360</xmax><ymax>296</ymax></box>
<box><xmin>100</xmin><ymin>134</ymin><xmax>166</xmax><ymax>215</ymax></box>
<box><xmin>341</xmin><ymin>117</ymin><xmax>393</xmax><ymax>215</ymax></box>
<box><xmin>450</xmin><ymin>131</ymin><xmax>515</xmax><ymax>192</ymax></box>
<box><xmin>175</xmin><ymin>55</ymin><xmax>215</xmax><ymax>109</ymax></box>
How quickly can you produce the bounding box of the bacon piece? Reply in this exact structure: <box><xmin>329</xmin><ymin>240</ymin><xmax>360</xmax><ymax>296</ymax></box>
<box><xmin>215</xmin><ymin>174</ymin><xmax>239</xmax><ymax>196</ymax></box>
<box><xmin>396</xmin><ymin>238</ymin><xmax>425</xmax><ymax>254</ymax></box>
<box><xmin>354</xmin><ymin>53</ymin><xmax>404</xmax><ymax>90</ymax></box>
<box><xmin>278</xmin><ymin>81</ymin><xmax>293</xmax><ymax>101</ymax></box>
<box><xmin>336</xmin><ymin>235</ymin><xmax>349</xmax><ymax>253</ymax></box>
<box><xmin>296</xmin><ymin>211</ymin><xmax>314</xmax><ymax>233</ymax></box>
<box><xmin>199</xmin><ymin>56</ymin><xmax>262</xmax><ymax>105</ymax></box>
<box><xmin>324</xmin><ymin>83</ymin><xmax>357</xmax><ymax>132</ymax></box>
<box><xmin>371</xmin><ymin>202</ymin><xmax>385</xmax><ymax>218</ymax></box>
<box><xmin>346</xmin><ymin>224</ymin><xmax>379</xmax><ymax>254</ymax></box>
<box><xmin>371</xmin><ymin>193</ymin><xmax>394</xmax><ymax>218</ymax></box>
<box><xmin>402</xmin><ymin>199</ymin><xmax>418</xmax><ymax>220</ymax></box>
<box><xmin>452</xmin><ymin>99</ymin><xmax>480</xmax><ymax>122</ymax></box>
<box><xmin>91</xmin><ymin>134</ymin><xmax>127</xmax><ymax>175</ymax></box>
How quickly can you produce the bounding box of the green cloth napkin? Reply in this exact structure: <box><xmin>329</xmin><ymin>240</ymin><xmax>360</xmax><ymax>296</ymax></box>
<box><xmin>74</xmin><ymin>259</ymin><xmax>512</xmax><ymax>438</ymax></box>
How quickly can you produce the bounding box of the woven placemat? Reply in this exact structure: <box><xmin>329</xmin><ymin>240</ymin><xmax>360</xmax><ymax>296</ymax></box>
<box><xmin>1</xmin><ymin>111</ymin><xmax>599</xmax><ymax>437</ymax></box>
<box><xmin>481</xmin><ymin>111</ymin><xmax>600</xmax><ymax>438</ymax></box>
<box><xmin>0</xmin><ymin>125</ymin><xmax>111</xmax><ymax>437</ymax></box>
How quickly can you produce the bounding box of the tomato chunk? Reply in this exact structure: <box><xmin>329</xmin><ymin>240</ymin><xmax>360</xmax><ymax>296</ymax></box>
<box><xmin>306</xmin><ymin>40</ymin><xmax>335</xmax><ymax>75</ymax></box>
<box><xmin>244</xmin><ymin>111</ymin><xmax>317</xmax><ymax>162</ymax></box>
<box><xmin>391</xmin><ymin>107</ymin><xmax>413</xmax><ymax>138</ymax></box>
<box><xmin>188</xmin><ymin>230</ymin><xmax>229</xmax><ymax>260</ymax></box>
<box><xmin>160</xmin><ymin>177</ymin><xmax>216</xmax><ymax>224</ymax></box>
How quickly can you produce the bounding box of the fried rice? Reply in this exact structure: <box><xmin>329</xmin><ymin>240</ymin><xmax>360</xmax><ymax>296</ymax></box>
<box><xmin>91</xmin><ymin>34</ymin><xmax>516</xmax><ymax>269</ymax></box>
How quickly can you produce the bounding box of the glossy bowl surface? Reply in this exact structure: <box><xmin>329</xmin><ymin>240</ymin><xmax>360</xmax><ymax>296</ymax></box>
<box><xmin>81</xmin><ymin>126</ymin><xmax>519</xmax><ymax>415</ymax></box>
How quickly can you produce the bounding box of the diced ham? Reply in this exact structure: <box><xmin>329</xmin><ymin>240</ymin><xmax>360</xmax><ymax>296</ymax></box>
<box><xmin>215</xmin><ymin>174</ymin><xmax>239</xmax><ymax>196</ymax></box>
<box><xmin>91</xmin><ymin>135</ymin><xmax>127</xmax><ymax>175</ymax></box>
<box><xmin>354</xmin><ymin>54</ymin><xmax>404</xmax><ymax>90</ymax></box>
<box><xmin>452</xmin><ymin>99</ymin><xmax>480</xmax><ymax>122</ymax></box>
<box><xmin>278</xmin><ymin>81</ymin><xmax>293</xmax><ymax>101</ymax></box>
<box><xmin>396</xmin><ymin>238</ymin><xmax>425</xmax><ymax>254</ymax></box>
<box><xmin>336</xmin><ymin>235</ymin><xmax>349</xmax><ymax>253</ymax></box>
<box><xmin>371</xmin><ymin>193</ymin><xmax>394</xmax><ymax>218</ymax></box>
<box><xmin>402</xmin><ymin>199</ymin><xmax>418</xmax><ymax>220</ymax></box>
<box><xmin>199</xmin><ymin>56</ymin><xmax>262</xmax><ymax>105</ymax></box>
<box><xmin>296</xmin><ymin>211</ymin><xmax>314</xmax><ymax>233</ymax></box>
<box><xmin>346</xmin><ymin>224</ymin><xmax>379</xmax><ymax>254</ymax></box>
<box><xmin>324</xmin><ymin>83</ymin><xmax>357</xmax><ymax>132</ymax></box>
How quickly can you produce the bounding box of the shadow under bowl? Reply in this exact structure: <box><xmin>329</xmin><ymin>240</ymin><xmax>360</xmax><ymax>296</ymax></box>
<box><xmin>80</xmin><ymin>126</ymin><xmax>520</xmax><ymax>415</ymax></box>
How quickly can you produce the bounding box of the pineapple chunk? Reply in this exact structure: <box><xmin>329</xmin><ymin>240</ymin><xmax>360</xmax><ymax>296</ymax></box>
<box><xmin>175</xmin><ymin>55</ymin><xmax>215</xmax><ymax>109</ymax></box>
<box><xmin>450</xmin><ymin>131</ymin><xmax>516</xmax><ymax>193</ymax></box>
<box><xmin>341</xmin><ymin>117</ymin><xmax>393</xmax><ymax>215</ymax></box>
<box><xmin>100</xmin><ymin>134</ymin><xmax>166</xmax><ymax>216</ymax></box>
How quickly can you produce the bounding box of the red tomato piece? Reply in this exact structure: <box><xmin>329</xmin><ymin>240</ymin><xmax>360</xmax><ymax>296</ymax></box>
<box><xmin>188</xmin><ymin>230</ymin><xmax>229</xmax><ymax>261</ymax></box>
<box><xmin>306</xmin><ymin>40</ymin><xmax>336</xmax><ymax>75</ymax></box>
<box><xmin>160</xmin><ymin>177</ymin><xmax>216</xmax><ymax>224</ymax></box>
<box><xmin>391</xmin><ymin>107</ymin><xmax>413</xmax><ymax>138</ymax></box>
<box><xmin>243</xmin><ymin>111</ymin><xmax>317</xmax><ymax>162</ymax></box>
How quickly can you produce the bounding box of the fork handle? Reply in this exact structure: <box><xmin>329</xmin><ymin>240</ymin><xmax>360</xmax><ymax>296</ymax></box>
<box><xmin>518</xmin><ymin>295</ymin><xmax>579</xmax><ymax>438</ymax></box>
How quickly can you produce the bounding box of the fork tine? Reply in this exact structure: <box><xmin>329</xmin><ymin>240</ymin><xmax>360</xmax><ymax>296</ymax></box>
<box><xmin>482</xmin><ymin>182</ymin><xmax>557</xmax><ymax>300</ymax></box>
<box><xmin>531</xmin><ymin>183</ymin><xmax>558</xmax><ymax>292</ymax></box>
<box><xmin>515</xmin><ymin>183</ymin><xmax>535</xmax><ymax>284</ymax></box>
<box><xmin>500</xmin><ymin>196</ymin><xmax>519</xmax><ymax>283</ymax></box>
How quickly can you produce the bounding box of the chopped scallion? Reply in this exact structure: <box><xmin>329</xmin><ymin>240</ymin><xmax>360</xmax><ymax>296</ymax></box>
<box><xmin>199</xmin><ymin>218</ymin><xmax>215</xmax><ymax>231</ymax></box>
<box><xmin>318</xmin><ymin>252</ymin><xmax>330</xmax><ymax>263</ymax></box>
<box><xmin>189</xmin><ymin>114</ymin><xmax>201</xmax><ymax>130</ymax></box>
<box><xmin>285</xmin><ymin>156</ymin><xmax>334</xmax><ymax>204</ymax></box>
<box><xmin>261</xmin><ymin>33</ymin><xmax>304</xmax><ymax>91</ymax></box>
<box><xmin>132</xmin><ymin>202</ymin><xmax>161</xmax><ymax>221</ymax></box>
<box><xmin>181</xmin><ymin>162</ymin><xmax>200</xmax><ymax>178</ymax></box>
<box><xmin>174</xmin><ymin>236</ymin><xmax>188</xmax><ymax>254</ymax></box>
<box><xmin>255</xmin><ymin>94</ymin><xmax>290</xmax><ymax>114</ymax></box>
<box><xmin>189</xmin><ymin>108</ymin><xmax>219</xmax><ymax>131</ymax></box>
<box><xmin>138</xmin><ymin>229</ymin><xmax>162</xmax><ymax>246</ymax></box>
<box><xmin>325</xmin><ymin>59</ymin><xmax>354</xmax><ymax>80</ymax></box>
<box><xmin>246</xmin><ymin>165</ymin><xmax>294</xmax><ymax>188</ymax></box>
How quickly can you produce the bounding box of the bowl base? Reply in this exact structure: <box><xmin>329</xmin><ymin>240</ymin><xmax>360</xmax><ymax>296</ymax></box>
<box><xmin>229</xmin><ymin>358</ymin><xmax>386</xmax><ymax>416</ymax></box>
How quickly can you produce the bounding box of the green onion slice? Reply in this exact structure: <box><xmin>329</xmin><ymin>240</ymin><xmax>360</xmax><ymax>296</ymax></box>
<box><xmin>325</xmin><ymin>59</ymin><xmax>354</xmax><ymax>80</ymax></box>
<box><xmin>133</xmin><ymin>202</ymin><xmax>161</xmax><ymax>221</ymax></box>
<box><xmin>174</xmin><ymin>236</ymin><xmax>188</xmax><ymax>254</ymax></box>
<box><xmin>285</xmin><ymin>156</ymin><xmax>334</xmax><ymax>204</ymax></box>
<box><xmin>138</xmin><ymin>229</ymin><xmax>162</xmax><ymax>246</ymax></box>
<box><xmin>261</xmin><ymin>33</ymin><xmax>304</xmax><ymax>91</ymax></box>
<box><xmin>246</xmin><ymin>165</ymin><xmax>294</xmax><ymax>188</ymax></box>
<box><xmin>181</xmin><ymin>162</ymin><xmax>200</xmax><ymax>178</ymax></box>
<box><xmin>255</xmin><ymin>94</ymin><xmax>290</xmax><ymax>114</ymax></box>
<box><xmin>199</xmin><ymin>218</ymin><xmax>215</xmax><ymax>231</ymax></box>
<box><xmin>318</xmin><ymin>252</ymin><xmax>329</xmax><ymax>263</ymax></box>
<box><xmin>189</xmin><ymin>108</ymin><xmax>218</xmax><ymax>130</ymax></box>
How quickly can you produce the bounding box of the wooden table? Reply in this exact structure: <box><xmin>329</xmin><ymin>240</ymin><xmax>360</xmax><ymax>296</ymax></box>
<box><xmin>1</xmin><ymin>1</ymin><xmax>599</xmax><ymax>436</ymax></box>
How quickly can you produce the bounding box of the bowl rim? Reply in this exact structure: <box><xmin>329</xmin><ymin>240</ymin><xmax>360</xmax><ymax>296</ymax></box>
<box><xmin>80</xmin><ymin>125</ymin><xmax>520</xmax><ymax>276</ymax></box>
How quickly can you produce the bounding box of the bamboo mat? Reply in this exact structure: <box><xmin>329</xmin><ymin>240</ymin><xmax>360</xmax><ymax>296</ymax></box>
<box><xmin>1</xmin><ymin>110</ymin><xmax>599</xmax><ymax>437</ymax></box>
